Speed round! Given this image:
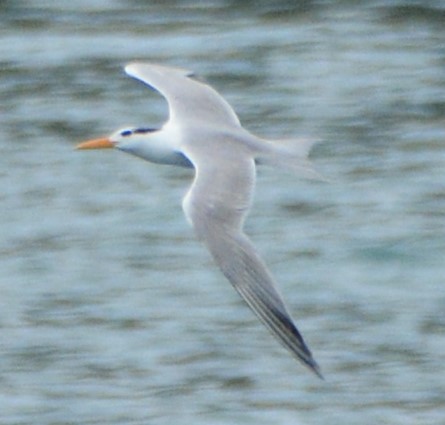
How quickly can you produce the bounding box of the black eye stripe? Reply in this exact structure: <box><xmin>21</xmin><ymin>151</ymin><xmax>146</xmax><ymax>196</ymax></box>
<box><xmin>134</xmin><ymin>128</ymin><xmax>156</xmax><ymax>134</ymax></box>
<box><xmin>120</xmin><ymin>128</ymin><xmax>156</xmax><ymax>137</ymax></box>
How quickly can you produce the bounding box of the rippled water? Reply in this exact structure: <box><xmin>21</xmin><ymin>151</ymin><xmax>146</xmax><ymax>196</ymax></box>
<box><xmin>1</xmin><ymin>1</ymin><xmax>445</xmax><ymax>424</ymax></box>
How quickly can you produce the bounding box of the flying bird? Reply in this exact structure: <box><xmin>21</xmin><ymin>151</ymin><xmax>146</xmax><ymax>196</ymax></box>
<box><xmin>77</xmin><ymin>62</ymin><xmax>323</xmax><ymax>378</ymax></box>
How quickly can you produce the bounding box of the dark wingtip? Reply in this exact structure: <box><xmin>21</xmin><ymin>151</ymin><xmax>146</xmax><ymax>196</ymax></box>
<box><xmin>311</xmin><ymin>362</ymin><xmax>325</xmax><ymax>380</ymax></box>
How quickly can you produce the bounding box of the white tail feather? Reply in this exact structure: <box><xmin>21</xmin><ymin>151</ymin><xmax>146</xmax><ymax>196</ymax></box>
<box><xmin>255</xmin><ymin>137</ymin><xmax>326</xmax><ymax>181</ymax></box>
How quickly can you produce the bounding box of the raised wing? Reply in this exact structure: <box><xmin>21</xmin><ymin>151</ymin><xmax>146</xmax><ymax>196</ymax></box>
<box><xmin>125</xmin><ymin>62</ymin><xmax>241</xmax><ymax>128</ymax></box>
<box><xmin>182</xmin><ymin>142</ymin><xmax>322</xmax><ymax>378</ymax></box>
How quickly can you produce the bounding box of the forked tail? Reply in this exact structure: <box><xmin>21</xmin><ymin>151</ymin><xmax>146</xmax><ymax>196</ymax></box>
<box><xmin>255</xmin><ymin>137</ymin><xmax>326</xmax><ymax>181</ymax></box>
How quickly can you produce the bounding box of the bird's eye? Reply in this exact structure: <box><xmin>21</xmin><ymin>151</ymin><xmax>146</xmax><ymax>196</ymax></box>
<box><xmin>120</xmin><ymin>130</ymin><xmax>132</xmax><ymax>137</ymax></box>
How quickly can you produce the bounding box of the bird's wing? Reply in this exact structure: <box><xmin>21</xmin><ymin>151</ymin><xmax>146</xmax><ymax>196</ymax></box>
<box><xmin>181</xmin><ymin>142</ymin><xmax>322</xmax><ymax>377</ymax></box>
<box><xmin>125</xmin><ymin>62</ymin><xmax>241</xmax><ymax>128</ymax></box>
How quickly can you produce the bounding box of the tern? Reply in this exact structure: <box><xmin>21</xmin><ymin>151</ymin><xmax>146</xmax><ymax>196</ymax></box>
<box><xmin>77</xmin><ymin>62</ymin><xmax>323</xmax><ymax>378</ymax></box>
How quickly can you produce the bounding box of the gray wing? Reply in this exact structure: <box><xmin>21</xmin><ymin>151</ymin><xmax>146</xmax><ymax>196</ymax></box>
<box><xmin>125</xmin><ymin>62</ymin><xmax>241</xmax><ymax>128</ymax></box>
<box><xmin>182</xmin><ymin>142</ymin><xmax>322</xmax><ymax>378</ymax></box>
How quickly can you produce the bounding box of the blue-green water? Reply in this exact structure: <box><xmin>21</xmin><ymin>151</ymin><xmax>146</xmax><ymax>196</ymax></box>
<box><xmin>1</xmin><ymin>1</ymin><xmax>444</xmax><ymax>424</ymax></box>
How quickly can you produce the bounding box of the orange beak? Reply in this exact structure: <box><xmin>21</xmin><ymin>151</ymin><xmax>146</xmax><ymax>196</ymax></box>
<box><xmin>76</xmin><ymin>137</ymin><xmax>114</xmax><ymax>150</ymax></box>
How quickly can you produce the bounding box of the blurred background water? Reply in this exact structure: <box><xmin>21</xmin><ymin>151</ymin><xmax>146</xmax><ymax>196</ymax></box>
<box><xmin>1</xmin><ymin>1</ymin><xmax>445</xmax><ymax>424</ymax></box>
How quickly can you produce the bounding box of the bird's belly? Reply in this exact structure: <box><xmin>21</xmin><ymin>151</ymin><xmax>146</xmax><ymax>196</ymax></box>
<box><xmin>119</xmin><ymin>144</ymin><xmax>193</xmax><ymax>168</ymax></box>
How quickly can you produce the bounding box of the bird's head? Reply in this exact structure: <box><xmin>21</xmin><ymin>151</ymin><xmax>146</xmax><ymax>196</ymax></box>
<box><xmin>76</xmin><ymin>125</ymin><xmax>192</xmax><ymax>167</ymax></box>
<box><xmin>76</xmin><ymin>127</ymin><xmax>157</xmax><ymax>151</ymax></box>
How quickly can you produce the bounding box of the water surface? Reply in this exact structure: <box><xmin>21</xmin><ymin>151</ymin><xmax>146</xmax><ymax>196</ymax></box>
<box><xmin>1</xmin><ymin>1</ymin><xmax>445</xmax><ymax>424</ymax></box>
